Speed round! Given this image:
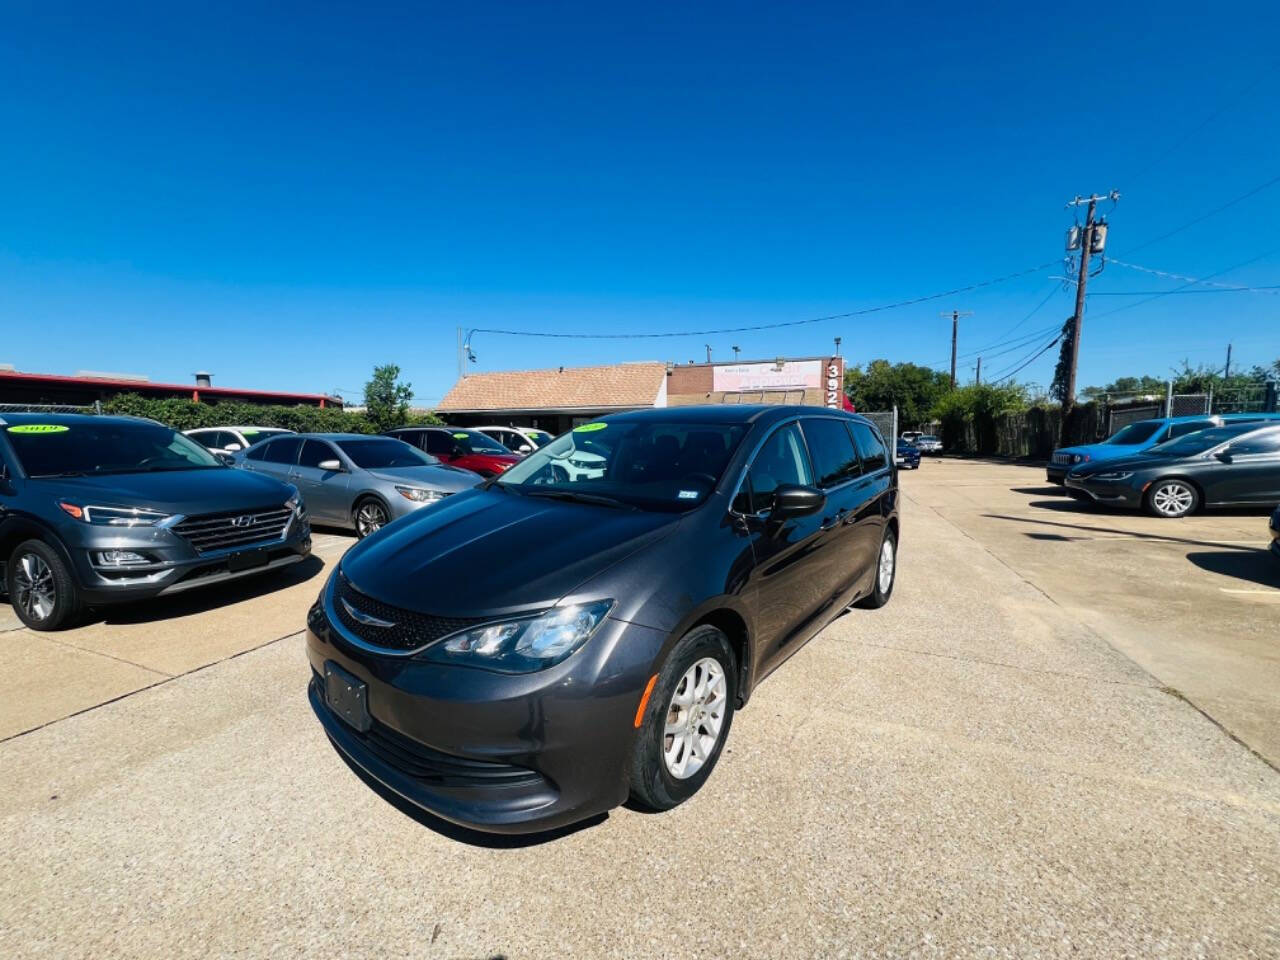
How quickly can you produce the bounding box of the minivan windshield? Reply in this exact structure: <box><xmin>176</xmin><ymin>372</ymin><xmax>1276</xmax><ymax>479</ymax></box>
<box><xmin>336</xmin><ymin>438</ymin><xmax>439</xmax><ymax>469</ymax></box>
<box><xmin>1105</xmin><ymin>421</ymin><xmax>1163</xmax><ymax>445</ymax></box>
<box><xmin>1144</xmin><ymin>423</ymin><xmax>1257</xmax><ymax>458</ymax></box>
<box><xmin>497</xmin><ymin>420</ymin><xmax>748</xmax><ymax>511</ymax></box>
<box><xmin>6</xmin><ymin>420</ymin><xmax>221</xmax><ymax>477</ymax></box>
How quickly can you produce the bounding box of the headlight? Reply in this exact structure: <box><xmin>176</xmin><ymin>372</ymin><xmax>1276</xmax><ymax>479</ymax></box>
<box><xmin>395</xmin><ymin>485</ymin><xmax>447</xmax><ymax>503</ymax></box>
<box><xmin>58</xmin><ymin>503</ymin><xmax>170</xmax><ymax>526</ymax></box>
<box><xmin>284</xmin><ymin>485</ymin><xmax>306</xmax><ymax>518</ymax></box>
<box><xmin>1091</xmin><ymin>471</ymin><xmax>1133</xmax><ymax>481</ymax></box>
<box><xmin>1070</xmin><ymin>454</ymin><xmax>1091</xmax><ymax>464</ymax></box>
<box><xmin>421</xmin><ymin>600</ymin><xmax>614</xmax><ymax>672</ymax></box>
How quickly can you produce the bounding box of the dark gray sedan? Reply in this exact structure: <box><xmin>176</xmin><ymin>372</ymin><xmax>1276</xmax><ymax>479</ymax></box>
<box><xmin>235</xmin><ymin>434</ymin><xmax>481</xmax><ymax>537</ymax></box>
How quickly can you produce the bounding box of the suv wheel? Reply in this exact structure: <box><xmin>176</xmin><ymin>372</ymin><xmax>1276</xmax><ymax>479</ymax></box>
<box><xmin>629</xmin><ymin>625</ymin><xmax>736</xmax><ymax>812</ymax></box>
<box><xmin>6</xmin><ymin>539</ymin><xmax>82</xmax><ymax>631</ymax></box>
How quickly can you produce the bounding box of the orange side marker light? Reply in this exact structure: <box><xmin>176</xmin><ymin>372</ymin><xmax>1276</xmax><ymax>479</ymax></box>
<box><xmin>633</xmin><ymin>674</ymin><xmax>659</xmax><ymax>728</ymax></box>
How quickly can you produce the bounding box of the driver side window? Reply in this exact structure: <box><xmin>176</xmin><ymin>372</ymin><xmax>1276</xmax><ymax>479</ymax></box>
<box><xmin>732</xmin><ymin>423</ymin><xmax>813</xmax><ymax>515</ymax></box>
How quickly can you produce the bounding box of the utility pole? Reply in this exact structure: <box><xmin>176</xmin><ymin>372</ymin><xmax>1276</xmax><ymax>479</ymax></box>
<box><xmin>1224</xmin><ymin>343</ymin><xmax>1232</xmax><ymax>378</ymax></box>
<box><xmin>1061</xmin><ymin>190</ymin><xmax>1120</xmax><ymax>443</ymax></box>
<box><xmin>705</xmin><ymin>344</ymin><xmax>712</xmax><ymax>363</ymax></box>
<box><xmin>732</xmin><ymin>345</ymin><xmax>741</xmax><ymax>360</ymax></box>
<box><xmin>975</xmin><ymin>356</ymin><xmax>982</xmax><ymax>385</ymax></box>
<box><xmin>941</xmin><ymin>310</ymin><xmax>973</xmax><ymax>388</ymax></box>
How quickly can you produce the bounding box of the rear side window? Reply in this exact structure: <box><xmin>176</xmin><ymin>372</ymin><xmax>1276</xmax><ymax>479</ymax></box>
<box><xmin>262</xmin><ymin>437</ymin><xmax>303</xmax><ymax>464</ymax></box>
<box><xmin>297</xmin><ymin>439</ymin><xmax>337</xmax><ymax>468</ymax></box>
<box><xmin>801</xmin><ymin>418</ymin><xmax>863</xmax><ymax>488</ymax></box>
<box><xmin>1167</xmin><ymin>420</ymin><xmax>1214</xmax><ymax>439</ymax></box>
<box><xmin>423</xmin><ymin>431</ymin><xmax>455</xmax><ymax>455</ymax></box>
<box><xmin>1228</xmin><ymin>431</ymin><xmax>1280</xmax><ymax>455</ymax></box>
<box><xmin>245</xmin><ymin>440</ymin><xmax>269</xmax><ymax>461</ymax></box>
<box><xmin>849</xmin><ymin>422</ymin><xmax>888</xmax><ymax>472</ymax></box>
<box><xmin>733</xmin><ymin>423</ymin><xmax>813</xmax><ymax>514</ymax></box>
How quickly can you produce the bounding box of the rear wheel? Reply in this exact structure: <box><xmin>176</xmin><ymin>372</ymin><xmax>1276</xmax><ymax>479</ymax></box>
<box><xmin>629</xmin><ymin>625</ymin><xmax>736</xmax><ymax>812</ymax></box>
<box><xmin>1146</xmin><ymin>479</ymin><xmax>1198</xmax><ymax>518</ymax></box>
<box><xmin>6</xmin><ymin>539</ymin><xmax>81</xmax><ymax>631</ymax></box>
<box><xmin>858</xmin><ymin>527</ymin><xmax>897</xmax><ymax>608</ymax></box>
<box><xmin>353</xmin><ymin>497</ymin><xmax>390</xmax><ymax>538</ymax></box>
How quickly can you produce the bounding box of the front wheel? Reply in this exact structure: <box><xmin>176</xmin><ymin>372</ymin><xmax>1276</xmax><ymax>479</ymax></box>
<box><xmin>628</xmin><ymin>625</ymin><xmax>736</xmax><ymax>812</ymax></box>
<box><xmin>1146</xmin><ymin>479</ymin><xmax>1198</xmax><ymax>518</ymax></box>
<box><xmin>858</xmin><ymin>527</ymin><xmax>897</xmax><ymax>608</ymax></box>
<box><xmin>6</xmin><ymin>539</ymin><xmax>82</xmax><ymax>631</ymax></box>
<box><xmin>353</xmin><ymin>497</ymin><xmax>390</xmax><ymax>538</ymax></box>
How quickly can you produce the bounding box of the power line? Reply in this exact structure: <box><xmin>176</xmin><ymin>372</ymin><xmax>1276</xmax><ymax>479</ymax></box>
<box><xmin>1089</xmin><ymin>248</ymin><xmax>1280</xmax><ymax>320</ymax></box>
<box><xmin>1107</xmin><ymin>258</ymin><xmax>1280</xmax><ymax>293</ymax></box>
<box><xmin>931</xmin><ymin>321</ymin><xmax>1064</xmax><ymax>368</ymax></box>
<box><xmin>990</xmin><ymin>332</ymin><xmax>1064</xmax><ymax>384</ymax></box>
<box><xmin>1120</xmin><ymin>171</ymin><xmax>1280</xmax><ymax>256</ymax></box>
<box><xmin>463</xmin><ymin>261</ymin><xmax>1057</xmax><ymax>342</ymax></box>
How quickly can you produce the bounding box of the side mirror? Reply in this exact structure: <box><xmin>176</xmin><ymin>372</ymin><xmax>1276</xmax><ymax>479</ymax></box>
<box><xmin>1214</xmin><ymin>449</ymin><xmax>1232</xmax><ymax>463</ymax></box>
<box><xmin>318</xmin><ymin>459</ymin><xmax>343</xmax><ymax>472</ymax></box>
<box><xmin>771</xmin><ymin>483</ymin><xmax>826</xmax><ymax>519</ymax></box>
<box><xmin>517</xmin><ymin>444</ymin><xmax>532</xmax><ymax>454</ymax></box>
<box><xmin>224</xmin><ymin>442</ymin><xmax>242</xmax><ymax>452</ymax></box>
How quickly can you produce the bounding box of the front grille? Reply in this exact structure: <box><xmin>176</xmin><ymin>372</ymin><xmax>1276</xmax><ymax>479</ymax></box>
<box><xmin>311</xmin><ymin>674</ymin><xmax>540</xmax><ymax>787</ymax></box>
<box><xmin>1052</xmin><ymin>453</ymin><xmax>1070</xmax><ymax>465</ymax></box>
<box><xmin>333</xmin><ymin>571</ymin><xmax>483</xmax><ymax>653</ymax></box>
<box><xmin>172</xmin><ymin>505</ymin><xmax>292</xmax><ymax>554</ymax></box>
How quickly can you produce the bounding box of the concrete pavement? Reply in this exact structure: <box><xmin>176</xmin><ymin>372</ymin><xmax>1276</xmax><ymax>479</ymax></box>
<box><xmin>1</xmin><ymin>475</ymin><xmax>1276</xmax><ymax>957</ymax></box>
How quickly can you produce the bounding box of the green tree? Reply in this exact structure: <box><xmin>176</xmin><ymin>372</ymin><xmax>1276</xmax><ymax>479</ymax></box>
<box><xmin>843</xmin><ymin>360</ymin><xmax>951</xmax><ymax>425</ymax></box>
<box><xmin>363</xmin><ymin>364</ymin><xmax>414</xmax><ymax>432</ymax></box>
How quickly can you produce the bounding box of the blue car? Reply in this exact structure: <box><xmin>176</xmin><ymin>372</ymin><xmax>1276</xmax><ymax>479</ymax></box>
<box><xmin>1047</xmin><ymin>413</ymin><xmax>1280</xmax><ymax>484</ymax></box>
<box><xmin>894</xmin><ymin>439</ymin><xmax>921</xmax><ymax>469</ymax></box>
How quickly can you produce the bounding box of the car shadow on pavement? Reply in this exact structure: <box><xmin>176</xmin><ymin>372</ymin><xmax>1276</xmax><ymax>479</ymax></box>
<box><xmin>332</xmin><ymin>745</ymin><xmax>608</xmax><ymax>848</ymax></box>
<box><xmin>83</xmin><ymin>554</ymin><xmax>328</xmax><ymax>626</ymax></box>
<box><xmin>1186</xmin><ymin>549</ymin><xmax>1280</xmax><ymax>588</ymax></box>
<box><xmin>985</xmin><ymin>514</ymin><xmax>1270</xmax><ymax>552</ymax></box>
<box><xmin>1027</xmin><ymin>498</ymin><xmax>1114</xmax><ymax>514</ymax></box>
<box><xmin>1011</xmin><ymin>486</ymin><xmax>1066</xmax><ymax>496</ymax></box>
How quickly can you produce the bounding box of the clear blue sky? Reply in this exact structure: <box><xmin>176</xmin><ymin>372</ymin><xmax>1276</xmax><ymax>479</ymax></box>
<box><xmin>3</xmin><ymin>2</ymin><xmax>1277</xmax><ymax>405</ymax></box>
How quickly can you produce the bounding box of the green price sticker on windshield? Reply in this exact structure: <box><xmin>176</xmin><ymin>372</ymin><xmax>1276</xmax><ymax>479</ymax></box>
<box><xmin>573</xmin><ymin>422</ymin><xmax>608</xmax><ymax>433</ymax></box>
<box><xmin>7</xmin><ymin>424</ymin><xmax>69</xmax><ymax>435</ymax></box>
<box><xmin>452</xmin><ymin>432</ymin><xmax>470</xmax><ymax>439</ymax></box>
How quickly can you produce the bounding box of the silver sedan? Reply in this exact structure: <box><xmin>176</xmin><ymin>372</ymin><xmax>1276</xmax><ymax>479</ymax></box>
<box><xmin>234</xmin><ymin>433</ymin><xmax>481</xmax><ymax>538</ymax></box>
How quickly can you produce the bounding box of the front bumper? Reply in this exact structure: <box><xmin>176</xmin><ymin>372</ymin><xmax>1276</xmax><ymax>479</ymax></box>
<box><xmin>1046</xmin><ymin>464</ymin><xmax>1068</xmax><ymax>484</ymax></box>
<box><xmin>62</xmin><ymin>511</ymin><xmax>311</xmax><ymax>605</ymax></box>
<box><xmin>305</xmin><ymin>591</ymin><xmax>669</xmax><ymax>834</ymax></box>
<box><xmin>1063</xmin><ymin>474</ymin><xmax>1143</xmax><ymax>508</ymax></box>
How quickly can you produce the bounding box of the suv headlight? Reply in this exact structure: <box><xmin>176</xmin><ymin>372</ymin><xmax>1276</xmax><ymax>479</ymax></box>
<box><xmin>58</xmin><ymin>503</ymin><xmax>170</xmax><ymax>526</ymax></box>
<box><xmin>284</xmin><ymin>485</ymin><xmax>305</xmax><ymax>518</ymax></box>
<box><xmin>1092</xmin><ymin>471</ymin><xmax>1133</xmax><ymax>481</ymax></box>
<box><xmin>395</xmin><ymin>485</ymin><xmax>447</xmax><ymax>503</ymax></box>
<box><xmin>421</xmin><ymin>600</ymin><xmax>614</xmax><ymax>673</ymax></box>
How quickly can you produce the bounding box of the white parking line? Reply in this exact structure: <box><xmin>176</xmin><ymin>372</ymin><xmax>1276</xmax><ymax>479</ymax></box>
<box><xmin>1218</xmin><ymin>587</ymin><xmax>1279</xmax><ymax>595</ymax></box>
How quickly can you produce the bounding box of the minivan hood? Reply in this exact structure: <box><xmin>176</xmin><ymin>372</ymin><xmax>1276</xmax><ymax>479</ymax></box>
<box><xmin>30</xmin><ymin>467</ymin><xmax>293</xmax><ymax>514</ymax></box>
<box><xmin>367</xmin><ymin>464</ymin><xmax>481</xmax><ymax>492</ymax></box>
<box><xmin>341</xmin><ymin>488</ymin><xmax>681</xmax><ymax>617</ymax></box>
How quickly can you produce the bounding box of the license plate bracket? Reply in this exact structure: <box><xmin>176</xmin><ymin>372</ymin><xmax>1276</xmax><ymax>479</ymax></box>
<box><xmin>324</xmin><ymin>661</ymin><xmax>371</xmax><ymax>732</ymax></box>
<box><xmin>228</xmin><ymin>547</ymin><xmax>270</xmax><ymax>572</ymax></box>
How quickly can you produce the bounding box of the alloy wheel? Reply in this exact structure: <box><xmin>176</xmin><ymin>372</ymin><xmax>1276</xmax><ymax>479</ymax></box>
<box><xmin>14</xmin><ymin>552</ymin><xmax>56</xmax><ymax>623</ymax></box>
<box><xmin>878</xmin><ymin>536</ymin><xmax>896</xmax><ymax>594</ymax></box>
<box><xmin>1151</xmin><ymin>482</ymin><xmax>1194</xmax><ymax>517</ymax></box>
<box><xmin>356</xmin><ymin>501</ymin><xmax>389</xmax><ymax>537</ymax></box>
<box><xmin>663</xmin><ymin>657</ymin><xmax>727</xmax><ymax>780</ymax></box>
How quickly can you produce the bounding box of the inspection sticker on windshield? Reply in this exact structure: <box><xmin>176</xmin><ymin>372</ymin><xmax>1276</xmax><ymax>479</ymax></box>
<box><xmin>573</xmin><ymin>422</ymin><xmax>608</xmax><ymax>433</ymax></box>
<box><xmin>677</xmin><ymin>489</ymin><xmax>700</xmax><ymax>500</ymax></box>
<box><xmin>452</xmin><ymin>432</ymin><xmax>470</xmax><ymax>439</ymax></box>
<box><xmin>6</xmin><ymin>424</ymin><xmax>69</xmax><ymax>435</ymax></box>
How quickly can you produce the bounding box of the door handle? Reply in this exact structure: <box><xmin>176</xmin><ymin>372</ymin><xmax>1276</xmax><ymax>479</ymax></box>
<box><xmin>821</xmin><ymin>507</ymin><xmax>848</xmax><ymax>530</ymax></box>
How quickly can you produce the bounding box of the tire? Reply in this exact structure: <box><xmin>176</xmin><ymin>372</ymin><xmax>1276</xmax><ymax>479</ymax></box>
<box><xmin>858</xmin><ymin>526</ymin><xmax>897</xmax><ymax>609</ymax></box>
<box><xmin>1145</xmin><ymin>479</ymin><xmax>1199</xmax><ymax>518</ymax></box>
<box><xmin>628</xmin><ymin>625</ymin><xmax>737</xmax><ymax>812</ymax></box>
<box><xmin>6</xmin><ymin>539</ymin><xmax>82</xmax><ymax>631</ymax></box>
<box><xmin>353</xmin><ymin>497</ymin><xmax>391</xmax><ymax>539</ymax></box>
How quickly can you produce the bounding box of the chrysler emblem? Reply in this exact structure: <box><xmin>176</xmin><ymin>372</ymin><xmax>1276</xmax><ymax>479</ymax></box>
<box><xmin>340</xmin><ymin>597</ymin><xmax>395</xmax><ymax>629</ymax></box>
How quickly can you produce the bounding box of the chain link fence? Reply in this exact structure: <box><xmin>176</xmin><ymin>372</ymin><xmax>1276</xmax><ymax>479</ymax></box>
<box><xmin>859</xmin><ymin>407</ymin><xmax>898</xmax><ymax>446</ymax></box>
<box><xmin>0</xmin><ymin>402</ymin><xmax>98</xmax><ymax>415</ymax></box>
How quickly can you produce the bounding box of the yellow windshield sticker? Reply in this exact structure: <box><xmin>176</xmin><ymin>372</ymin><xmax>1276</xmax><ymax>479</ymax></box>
<box><xmin>452</xmin><ymin>432</ymin><xmax>470</xmax><ymax>439</ymax></box>
<box><xmin>573</xmin><ymin>422</ymin><xmax>608</xmax><ymax>433</ymax></box>
<box><xmin>7</xmin><ymin>424</ymin><xmax>70</xmax><ymax>435</ymax></box>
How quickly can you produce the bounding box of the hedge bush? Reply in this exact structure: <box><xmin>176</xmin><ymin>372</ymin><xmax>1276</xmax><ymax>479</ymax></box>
<box><xmin>100</xmin><ymin>393</ymin><xmax>441</xmax><ymax>433</ymax></box>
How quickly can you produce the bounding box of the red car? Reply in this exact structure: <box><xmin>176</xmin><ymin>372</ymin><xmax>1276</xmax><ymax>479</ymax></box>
<box><xmin>385</xmin><ymin>427</ymin><xmax>523</xmax><ymax>477</ymax></box>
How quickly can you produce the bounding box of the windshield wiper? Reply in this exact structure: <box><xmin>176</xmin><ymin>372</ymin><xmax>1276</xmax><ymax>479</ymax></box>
<box><xmin>32</xmin><ymin>470</ymin><xmax>91</xmax><ymax>478</ymax></box>
<box><xmin>520</xmin><ymin>488</ymin><xmax>635</xmax><ymax>510</ymax></box>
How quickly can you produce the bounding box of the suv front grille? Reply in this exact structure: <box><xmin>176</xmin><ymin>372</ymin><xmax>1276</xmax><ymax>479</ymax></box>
<box><xmin>1052</xmin><ymin>453</ymin><xmax>1070</xmax><ymax>465</ymax></box>
<box><xmin>173</xmin><ymin>505</ymin><xmax>292</xmax><ymax>554</ymax></box>
<box><xmin>333</xmin><ymin>571</ymin><xmax>483</xmax><ymax>653</ymax></box>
